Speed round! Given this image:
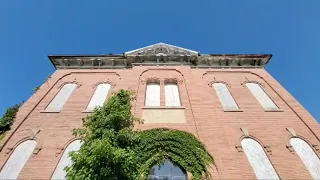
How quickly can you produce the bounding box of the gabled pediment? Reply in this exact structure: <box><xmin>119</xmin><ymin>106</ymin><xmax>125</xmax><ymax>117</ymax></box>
<box><xmin>124</xmin><ymin>42</ymin><xmax>199</xmax><ymax>56</ymax></box>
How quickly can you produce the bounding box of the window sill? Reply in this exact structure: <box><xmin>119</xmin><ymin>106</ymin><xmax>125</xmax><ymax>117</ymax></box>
<box><xmin>82</xmin><ymin>110</ymin><xmax>93</xmax><ymax>113</ymax></box>
<box><xmin>40</xmin><ymin>109</ymin><xmax>61</xmax><ymax>113</ymax></box>
<box><xmin>142</xmin><ymin>106</ymin><xmax>185</xmax><ymax>109</ymax></box>
<box><xmin>223</xmin><ymin>109</ymin><xmax>244</xmax><ymax>112</ymax></box>
<box><xmin>264</xmin><ymin>109</ymin><xmax>284</xmax><ymax>112</ymax></box>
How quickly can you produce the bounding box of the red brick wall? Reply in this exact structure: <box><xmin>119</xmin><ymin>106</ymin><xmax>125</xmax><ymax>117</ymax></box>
<box><xmin>0</xmin><ymin>66</ymin><xmax>319</xmax><ymax>179</ymax></box>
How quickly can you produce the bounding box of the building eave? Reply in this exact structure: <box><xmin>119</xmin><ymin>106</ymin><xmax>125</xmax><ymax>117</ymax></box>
<box><xmin>48</xmin><ymin>54</ymin><xmax>272</xmax><ymax>70</ymax></box>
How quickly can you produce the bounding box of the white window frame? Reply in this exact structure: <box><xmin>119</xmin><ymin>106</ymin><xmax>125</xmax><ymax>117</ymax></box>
<box><xmin>45</xmin><ymin>83</ymin><xmax>77</xmax><ymax>112</ymax></box>
<box><xmin>51</xmin><ymin>140</ymin><xmax>83</xmax><ymax>180</ymax></box>
<box><xmin>241</xmin><ymin>138</ymin><xmax>279</xmax><ymax>179</ymax></box>
<box><xmin>145</xmin><ymin>83</ymin><xmax>161</xmax><ymax>107</ymax></box>
<box><xmin>85</xmin><ymin>83</ymin><xmax>111</xmax><ymax>112</ymax></box>
<box><xmin>0</xmin><ymin>140</ymin><xmax>37</xmax><ymax>179</ymax></box>
<box><xmin>245</xmin><ymin>82</ymin><xmax>279</xmax><ymax>111</ymax></box>
<box><xmin>290</xmin><ymin>138</ymin><xmax>320</xmax><ymax>179</ymax></box>
<box><xmin>164</xmin><ymin>83</ymin><xmax>181</xmax><ymax>107</ymax></box>
<box><xmin>212</xmin><ymin>82</ymin><xmax>239</xmax><ymax>110</ymax></box>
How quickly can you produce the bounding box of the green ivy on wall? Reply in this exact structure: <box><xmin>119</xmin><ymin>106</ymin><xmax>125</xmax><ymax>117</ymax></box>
<box><xmin>0</xmin><ymin>103</ymin><xmax>21</xmax><ymax>140</ymax></box>
<box><xmin>66</xmin><ymin>89</ymin><xmax>214</xmax><ymax>180</ymax></box>
<box><xmin>136</xmin><ymin>128</ymin><xmax>214</xmax><ymax>179</ymax></box>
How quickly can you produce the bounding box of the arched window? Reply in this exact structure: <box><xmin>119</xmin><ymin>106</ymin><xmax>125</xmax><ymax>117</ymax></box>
<box><xmin>245</xmin><ymin>83</ymin><xmax>278</xmax><ymax>110</ymax></box>
<box><xmin>241</xmin><ymin>138</ymin><xmax>279</xmax><ymax>180</ymax></box>
<box><xmin>148</xmin><ymin>159</ymin><xmax>187</xmax><ymax>180</ymax></box>
<box><xmin>86</xmin><ymin>83</ymin><xmax>111</xmax><ymax>111</ymax></box>
<box><xmin>0</xmin><ymin>140</ymin><xmax>37</xmax><ymax>179</ymax></box>
<box><xmin>212</xmin><ymin>83</ymin><xmax>239</xmax><ymax>110</ymax></box>
<box><xmin>290</xmin><ymin>138</ymin><xmax>320</xmax><ymax>179</ymax></box>
<box><xmin>145</xmin><ymin>83</ymin><xmax>160</xmax><ymax>106</ymax></box>
<box><xmin>165</xmin><ymin>83</ymin><xmax>181</xmax><ymax>106</ymax></box>
<box><xmin>46</xmin><ymin>83</ymin><xmax>77</xmax><ymax>112</ymax></box>
<box><xmin>51</xmin><ymin>140</ymin><xmax>83</xmax><ymax>180</ymax></box>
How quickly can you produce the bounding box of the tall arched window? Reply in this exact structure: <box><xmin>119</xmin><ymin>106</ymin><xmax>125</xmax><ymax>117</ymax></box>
<box><xmin>165</xmin><ymin>83</ymin><xmax>181</xmax><ymax>106</ymax></box>
<box><xmin>245</xmin><ymin>83</ymin><xmax>278</xmax><ymax>110</ymax></box>
<box><xmin>0</xmin><ymin>140</ymin><xmax>37</xmax><ymax>179</ymax></box>
<box><xmin>148</xmin><ymin>159</ymin><xmax>187</xmax><ymax>180</ymax></box>
<box><xmin>86</xmin><ymin>83</ymin><xmax>111</xmax><ymax>111</ymax></box>
<box><xmin>290</xmin><ymin>138</ymin><xmax>320</xmax><ymax>179</ymax></box>
<box><xmin>51</xmin><ymin>140</ymin><xmax>83</xmax><ymax>180</ymax></box>
<box><xmin>145</xmin><ymin>83</ymin><xmax>160</xmax><ymax>106</ymax></box>
<box><xmin>241</xmin><ymin>138</ymin><xmax>279</xmax><ymax>180</ymax></box>
<box><xmin>46</xmin><ymin>83</ymin><xmax>77</xmax><ymax>112</ymax></box>
<box><xmin>212</xmin><ymin>83</ymin><xmax>239</xmax><ymax>110</ymax></box>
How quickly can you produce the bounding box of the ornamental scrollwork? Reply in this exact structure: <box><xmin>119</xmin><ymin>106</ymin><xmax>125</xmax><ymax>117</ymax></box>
<box><xmin>208</xmin><ymin>80</ymin><xmax>230</xmax><ymax>88</ymax></box>
<box><xmin>142</xmin><ymin>77</ymin><xmax>161</xmax><ymax>85</ymax></box>
<box><xmin>92</xmin><ymin>80</ymin><xmax>115</xmax><ymax>89</ymax></box>
<box><xmin>163</xmin><ymin>78</ymin><xmax>183</xmax><ymax>85</ymax></box>
<box><xmin>57</xmin><ymin>80</ymin><xmax>82</xmax><ymax>89</ymax></box>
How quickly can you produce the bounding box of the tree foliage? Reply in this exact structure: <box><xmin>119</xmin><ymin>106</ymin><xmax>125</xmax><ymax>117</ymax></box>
<box><xmin>66</xmin><ymin>89</ymin><xmax>214</xmax><ymax>180</ymax></box>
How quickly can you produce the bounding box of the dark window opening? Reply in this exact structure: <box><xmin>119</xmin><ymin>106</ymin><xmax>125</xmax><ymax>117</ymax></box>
<box><xmin>148</xmin><ymin>159</ymin><xmax>187</xmax><ymax>180</ymax></box>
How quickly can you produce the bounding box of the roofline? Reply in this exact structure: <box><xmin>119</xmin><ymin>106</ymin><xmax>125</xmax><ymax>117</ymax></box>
<box><xmin>48</xmin><ymin>53</ymin><xmax>272</xmax><ymax>58</ymax></box>
<box><xmin>48</xmin><ymin>53</ymin><xmax>272</xmax><ymax>70</ymax></box>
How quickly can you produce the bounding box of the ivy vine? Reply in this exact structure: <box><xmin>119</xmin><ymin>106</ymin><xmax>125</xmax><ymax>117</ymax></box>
<box><xmin>0</xmin><ymin>103</ymin><xmax>22</xmax><ymax>140</ymax></box>
<box><xmin>66</xmin><ymin>89</ymin><xmax>214</xmax><ymax>180</ymax></box>
<box><xmin>135</xmin><ymin>128</ymin><xmax>214</xmax><ymax>179</ymax></box>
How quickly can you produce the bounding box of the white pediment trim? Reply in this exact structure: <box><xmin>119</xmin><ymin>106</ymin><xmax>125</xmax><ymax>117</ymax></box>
<box><xmin>124</xmin><ymin>42</ymin><xmax>199</xmax><ymax>56</ymax></box>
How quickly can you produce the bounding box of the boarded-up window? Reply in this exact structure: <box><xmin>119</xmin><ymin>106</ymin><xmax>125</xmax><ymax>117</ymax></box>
<box><xmin>0</xmin><ymin>140</ymin><xmax>37</xmax><ymax>179</ymax></box>
<box><xmin>290</xmin><ymin>138</ymin><xmax>320</xmax><ymax>179</ymax></box>
<box><xmin>51</xmin><ymin>140</ymin><xmax>83</xmax><ymax>180</ymax></box>
<box><xmin>246</xmin><ymin>83</ymin><xmax>278</xmax><ymax>110</ymax></box>
<box><xmin>145</xmin><ymin>83</ymin><xmax>160</xmax><ymax>106</ymax></box>
<box><xmin>165</xmin><ymin>83</ymin><xmax>181</xmax><ymax>106</ymax></box>
<box><xmin>46</xmin><ymin>84</ymin><xmax>77</xmax><ymax>112</ymax></box>
<box><xmin>241</xmin><ymin>138</ymin><xmax>279</xmax><ymax>180</ymax></box>
<box><xmin>213</xmin><ymin>83</ymin><xmax>239</xmax><ymax>110</ymax></box>
<box><xmin>86</xmin><ymin>84</ymin><xmax>111</xmax><ymax>111</ymax></box>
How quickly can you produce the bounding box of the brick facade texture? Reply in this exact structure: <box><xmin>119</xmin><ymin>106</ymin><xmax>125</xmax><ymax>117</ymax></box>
<box><xmin>0</xmin><ymin>66</ymin><xmax>319</xmax><ymax>179</ymax></box>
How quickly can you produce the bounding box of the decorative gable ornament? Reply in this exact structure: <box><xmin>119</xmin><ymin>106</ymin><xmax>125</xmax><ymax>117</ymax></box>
<box><xmin>124</xmin><ymin>42</ymin><xmax>199</xmax><ymax>56</ymax></box>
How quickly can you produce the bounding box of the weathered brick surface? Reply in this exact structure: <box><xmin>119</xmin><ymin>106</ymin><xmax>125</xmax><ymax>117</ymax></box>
<box><xmin>0</xmin><ymin>66</ymin><xmax>319</xmax><ymax>179</ymax></box>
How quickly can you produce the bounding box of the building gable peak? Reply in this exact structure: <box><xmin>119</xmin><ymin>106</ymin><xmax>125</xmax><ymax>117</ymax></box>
<box><xmin>124</xmin><ymin>42</ymin><xmax>199</xmax><ymax>56</ymax></box>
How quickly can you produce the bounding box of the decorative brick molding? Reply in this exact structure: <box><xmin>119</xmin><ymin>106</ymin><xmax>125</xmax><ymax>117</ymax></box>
<box><xmin>57</xmin><ymin>79</ymin><xmax>82</xmax><ymax>89</ymax></box>
<box><xmin>141</xmin><ymin>77</ymin><xmax>162</xmax><ymax>85</ymax></box>
<box><xmin>240</xmin><ymin>79</ymin><xmax>265</xmax><ymax>88</ymax></box>
<box><xmin>236</xmin><ymin>128</ymin><xmax>273</xmax><ymax>155</ymax></box>
<box><xmin>2</xmin><ymin>129</ymin><xmax>42</xmax><ymax>156</ymax></box>
<box><xmin>3</xmin><ymin>136</ymin><xmax>42</xmax><ymax>157</ymax></box>
<box><xmin>285</xmin><ymin>128</ymin><xmax>320</xmax><ymax>154</ymax></box>
<box><xmin>91</xmin><ymin>80</ymin><xmax>116</xmax><ymax>89</ymax></box>
<box><xmin>163</xmin><ymin>78</ymin><xmax>183</xmax><ymax>85</ymax></box>
<box><xmin>208</xmin><ymin>79</ymin><xmax>231</xmax><ymax>88</ymax></box>
<box><xmin>235</xmin><ymin>145</ymin><xmax>243</xmax><ymax>153</ymax></box>
<box><xmin>55</xmin><ymin>138</ymin><xmax>82</xmax><ymax>157</ymax></box>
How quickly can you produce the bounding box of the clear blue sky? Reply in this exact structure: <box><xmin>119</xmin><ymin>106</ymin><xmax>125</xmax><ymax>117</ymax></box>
<box><xmin>0</xmin><ymin>1</ymin><xmax>319</xmax><ymax>122</ymax></box>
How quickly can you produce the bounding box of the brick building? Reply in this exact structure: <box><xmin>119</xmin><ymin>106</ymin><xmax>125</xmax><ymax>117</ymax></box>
<box><xmin>0</xmin><ymin>43</ymin><xmax>320</xmax><ymax>179</ymax></box>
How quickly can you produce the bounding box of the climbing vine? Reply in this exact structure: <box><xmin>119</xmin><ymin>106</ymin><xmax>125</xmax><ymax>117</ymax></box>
<box><xmin>0</xmin><ymin>103</ymin><xmax>22</xmax><ymax>140</ymax></box>
<box><xmin>135</xmin><ymin>128</ymin><xmax>214</xmax><ymax>179</ymax></box>
<box><xmin>66</xmin><ymin>89</ymin><xmax>214</xmax><ymax>180</ymax></box>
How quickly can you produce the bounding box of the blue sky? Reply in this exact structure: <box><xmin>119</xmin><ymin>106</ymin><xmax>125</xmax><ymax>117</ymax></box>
<box><xmin>0</xmin><ymin>1</ymin><xmax>319</xmax><ymax>122</ymax></box>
